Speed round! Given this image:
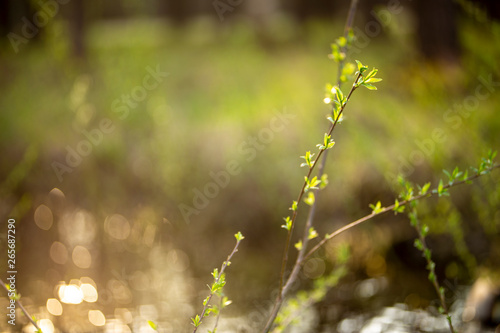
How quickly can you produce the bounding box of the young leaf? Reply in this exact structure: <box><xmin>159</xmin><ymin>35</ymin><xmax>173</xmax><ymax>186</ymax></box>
<box><xmin>418</xmin><ymin>182</ymin><xmax>431</xmax><ymax>196</ymax></box>
<box><xmin>369</xmin><ymin>201</ymin><xmax>383</xmax><ymax>214</ymax></box>
<box><xmin>148</xmin><ymin>320</ymin><xmax>158</xmax><ymax>330</ymax></box>
<box><xmin>234</xmin><ymin>231</ymin><xmax>245</xmax><ymax>242</ymax></box>
<box><xmin>308</xmin><ymin>227</ymin><xmax>319</xmax><ymax>240</ymax></box>
<box><xmin>355</xmin><ymin>60</ymin><xmax>368</xmax><ymax>74</ymax></box>
<box><xmin>414</xmin><ymin>239</ymin><xmax>424</xmax><ymax>251</ymax></box>
<box><xmin>304</xmin><ymin>192</ymin><xmax>315</xmax><ymax>206</ymax></box>
<box><xmin>320</xmin><ymin>174</ymin><xmax>329</xmax><ymax>189</ymax></box>
<box><xmin>364</xmin><ymin>77</ymin><xmax>382</xmax><ymax>83</ymax></box>
<box><xmin>305</xmin><ymin>176</ymin><xmax>321</xmax><ymax>192</ymax></box>
<box><xmin>295</xmin><ymin>240</ymin><xmax>303</xmax><ymax>251</ymax></box>
<box><xmin>361</xmin><ymin>82</ymin><xmax>377</xmax><ymax>90</ymax></box>
<box><xmin>437</xmin><ymin>179</ymin><xmax>449</xmax><ymax>197</ymax></box>
<box><xmin>421</xmin><ymin>224</ymin><xmax>429</xmax><ymax>237</ymax></box>
<box><xmin>222</xmin><ymin>296</ymin><xmax>232</xmax><ymax>308</ymax></box>
<box><xmin>332</xmin><ymin>86</ymin><xmax>344</xmax><ymax>104</ymax></box>
<box><xmin>393</xmin><ymin>199</ymin><xmax>405</xmax><ymax>214</ymax></box>
<box><xmin>191</xmin><ymin>315</ymin><xmax>201</xmax><ymax>327</ymax></box>
<box><xmin>281</xmin><ymin>216</ymin><xmax>292</xmax><ymax>231</ymax></box>
<box><xmin>211</xmin><ymin>268</ymin><xmax>219</xmax><ymax>280</ymax></box>
<box><xmin>300</xmin><ymin>151</ymin><xmax>315</xmax><ymax>168</ymax></box>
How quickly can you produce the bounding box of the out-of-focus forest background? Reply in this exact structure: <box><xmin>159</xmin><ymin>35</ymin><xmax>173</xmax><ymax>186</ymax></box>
<box><xmin>0</xmin><ymin>0</ymin><xmax>500</xmax><ymax>332</ymax></box>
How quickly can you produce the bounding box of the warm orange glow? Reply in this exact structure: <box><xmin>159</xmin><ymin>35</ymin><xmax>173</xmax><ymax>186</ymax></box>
<box><xmin>104</xmin><ymin>214</ymin><xmax>131</xmax><ymax>240</ymax></box>
<box><xmin>34</xmin><ymin>204</ymin><xmax>53</xmax><ymax>230</ymax></box>
<box><xmin>46</xmin><ymin>298</ymin><xmax>63</xmax><ymax>316</ymax></box>
<box><xmin>58</xmin><ymin>283</ymin><xmax>83</xmax><ymax>304</ymax></box>
<box><xmin>72</xmin><ymin>245</ymin><xmax>92</xmax><ymax>269</ymax></box>
<box><xmin>88</xmin><ymin>310</ymin><xmax>106</xmax><ymax>326</ymax></box>
<box><xmin>50</xmin><ymin>242</ymin><xmax>68</xmax><ymax>265</ymax></box>
<box><xmin>81</xmin><ymin>283</ymin><xmax>98</xmax><ymax>303</ymax></box>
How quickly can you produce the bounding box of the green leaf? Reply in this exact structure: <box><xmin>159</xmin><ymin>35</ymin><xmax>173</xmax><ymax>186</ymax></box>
<box><xmin>308</xmin><ymin>227</ymin><xmax>319</xmax><ymax>240</ymax></box>
<box><xmin>421</xmin><ymin>224</ymin><xmax>429</xmax><ymax>237</ymax></box>
<box><xmin>361</xmin><ymin>83</ymin><xmax>377</xmax><ymax>90</ymax></box>
<box><xmin>393</xmin><ymin>199</ymin><xmax>405</xmax><ymax>214</ymax></box>
<box><xmin>424</xmin><ymin>248</ymin><xmax>432</xmax><ymax>261</ymax></box>
<box><xmin>320</xmin><ymin>174</ymin><xmax>329</xmax><ymax>189</ymax></box>
<box><xmin>317</xmin><ymin>133</ymin><xmax>335</xmax><ymax>151</ymax></box>
<box><xmin>437</xmin><ymin>179</ymin><xmax>449</xmax><ymax>197</ymax></box>
<box><xmin>206</xmin><ymin>307</ymin><xmax>217</xmax><ymax>316</ymax></box>
<box><xmin>427</xmin><ymin>261</ymin><xmax>435</xmax><ymax>272</ymax></box>
<box><xmin>409</xmin><ymin>211</ymin><xmax>418</xmax><ymax>227</ymax></box>
<box><xmin>191</xmin><ymin>315</ymin><xmax>201</xmax><ymax>327</ymax></box>
<box><xmin>329</xmin><ymin>43</ymin><xmax>345</xmax><ymax>62</ymax></box>
<box><xmin>364</xmin><ymin>77</ymin><xmax>382</xmax><ymax>83</ymax></box>
<box><xmin>488</xmin><ymin>149</ymin><xmax>497</xmax><ymax>161</ymax></box>
<box><xmin>305</xmin><ymin>176</ymin><xmax>321</xmax><ymax>192</ymax></box>
<box><xmin>347</xmin><ymin>29</ymin><xmax>355</xmax><ymax>44</ymax></box>
<box><xmin>341</xmin><ymin>62</ymin><xmax>356</xmax><ymax>78</ymax></box>
<box><xmin>212</xmin><ymin>268</ymin><xmax>219</xmax><ymax>280</ymax></box>
<box><xmin>369</xmin><ymin>201</ymin><xmax>383</xmax><ymax>214</ymax></box>
<box><xmin>304</xmin><ymin>192</ymin><xmax>315</xmax><ymax>206</ymax></box>
<box><xmin>365</xmin><ymin>68</ymin><xmax>379</xmax><ymax>80</ymax></box>
<box><xmin>419</xmin><ymin>182</ymin><xmax>431</xmax><ymax>195</ymax></box>
<box><xmin>336</xmin><ymin>36</ymin><xmax>347</xmax><ymax>47</ymax></box>
<box><xmin>290</xmin><ymin>200</ymin><xmax>298</xmax><ymax>211</ymax></box>
<box><xmin>355</xmin><ymin>60</ymin><xmax>368</xmax><ymax>74</ymax></box>
<box><xmin>295</xmin><ymin>240</ymin><xmax>303</xmax><ymax>251</ymax></box>
<box><xmin>281</xmin><ymin>216</ymin><xmax>292</xmax><ymax>231</ymax></box>
<box><xmin>300</xmin><ymin>151</ymin><xmax>315</xmax><ymax>168</ymax></box>
<box><xmin>234</xmin><ymin>231</ymin><xmax>245</xmax><ymax>242</ymax></box>
<box><xmin>148</xmin><ymin>320</ymin><xmax>158</xmax><ymax>330</ymax></box>
<box><xmin>222</xmin><ymin>296</ymin><xmax>232</xmax><ymax>308</ymax></box>
<box><xmin>414</xmin><ymin>239</ymin><xmax>424</xmax><ymax>251</ymax></box>
<box><xmin>331</xmin><ymin>86</ymin><xmax>344</xmax><ymax>104</ymax></box>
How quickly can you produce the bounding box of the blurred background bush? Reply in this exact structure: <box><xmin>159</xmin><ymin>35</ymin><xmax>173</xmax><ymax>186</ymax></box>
<box><xmin>0</xmin><ymin>0</ymin><xmax>499</xmax><ymax>332</ymax></box>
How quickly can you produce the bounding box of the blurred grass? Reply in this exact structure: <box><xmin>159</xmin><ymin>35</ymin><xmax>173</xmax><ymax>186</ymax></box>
<box><xmin>1</xmin><ymin>13</ymin><xmax>500</xmax><ymax>329</ymax></box>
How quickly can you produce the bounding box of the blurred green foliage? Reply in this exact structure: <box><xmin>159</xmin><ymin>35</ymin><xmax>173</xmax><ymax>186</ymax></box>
<box><xmin>0</xmin><ymin>13</ymin><xmax>499</xmax><ymax>331</ymax></box>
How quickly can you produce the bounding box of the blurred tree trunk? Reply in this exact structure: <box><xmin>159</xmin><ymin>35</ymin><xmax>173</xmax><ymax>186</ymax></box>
<box><xmin>159</xmin><ymin>1</ymin><xmax>188</xmax><ymax>24</ymax></box>
<box><xmin>69</xmin><ymin>0</ymin><xmax>86</xmax><ymax>59</ymax></box>
<box><xmin>0</xmin><ymin>0</ymin><xmax>10</xmax><ymax>37</ymax></box>
<box><xmin>414</xmin><ymin>0</ymin><xmax>460</xmax><ymax>61</ymax></box>
<box><xmin>472</xmin><ymin>0</ymin><xmax>500</xmax><ymax>20</ymax></box>
<box><xmin>285</xmin><ymin>0</ymin><xmax>338</xmax><ymax>22</ymax></box>
<box><xmin>0</xmin><ymin>0</ymin><xmax>34</xmax><ymax>42</ymax></box>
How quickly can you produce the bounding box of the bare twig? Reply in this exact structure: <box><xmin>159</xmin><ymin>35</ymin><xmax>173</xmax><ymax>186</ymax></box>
<box><xmin>262</xmin><ymin>3</ymin><xmax>360</xmax><ymax>331</ymax></box>
<box><xmin>263</xmin><ymin>162</ymin><xmax>499</xmax><ymax>332</ymax></box>
<box><xmin>192</xmin><ymin>234</ymin><xmax>243</xmax><ymax>332</ymax></box>
<box><xmin>303</xmin><ymin>163</ymin><xmax>500</xmax><ymax>262</ymax></box>
<box><xmin>0</xmin><ymin>279</ymin><xmax>42</xmax><ymax>332</ymax></box>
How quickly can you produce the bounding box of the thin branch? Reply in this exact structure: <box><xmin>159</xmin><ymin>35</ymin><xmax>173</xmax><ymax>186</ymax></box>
<box><xmin>262</xmin><ymin>164</ymin><xmax>498</xmax><ymax>332</ymax></box>
<box><xmin>0</xmin><ymin>279</ymin><xmax>42</xmax><ymax>332</ymax></box>
<box><xmin>410</xmin><ymin>209</ymin><xmax>456</xmax><ymax>333</ymax></box>
<box><xmin>263</xmin><ymin>3</ymin><xmax>360</xmax><ymax>331</ymax></box>
<box><xmin>277</xmin><ymin>71</ymin><xmax>362</xmax><ymax>297</ymax></box>
<box><xmin>288</xmin><ymin>0</ymin><xmax>360</xmax><ymax>299</ymax></box>
<box><xmin>193</xmin><ymin>236</ymin><xmax>243</xmax><ymax>332</ymax></box>
<box><xmin>303</xmin><ymin>164</ymin><xmax>500</xmax><ymax>262</ymax></box>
